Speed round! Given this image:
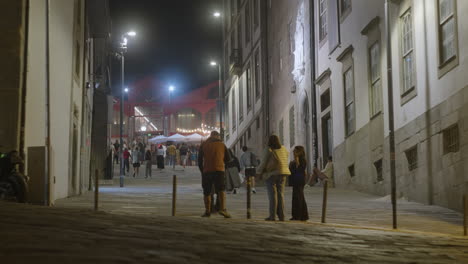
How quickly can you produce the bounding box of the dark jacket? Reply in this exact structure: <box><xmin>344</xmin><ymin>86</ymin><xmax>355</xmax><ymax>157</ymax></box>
<box><xmin>145</xmin><ymin>151</ymin><xmax>152</xmax><ymax>161</ymax></box>
<box><xmin>226</xmin><ymin>155</ymin><xmax>241</xmax><ymax>172</ymax></box>
<box><xmin>289</xmin><ymin>160</ymin><xmax>307</xmax><ymax>186</ymax></box>
<box><xmin>198</xmin><ymin>137</ymin><xmax>231</xmax><ymax>173</ymax></box>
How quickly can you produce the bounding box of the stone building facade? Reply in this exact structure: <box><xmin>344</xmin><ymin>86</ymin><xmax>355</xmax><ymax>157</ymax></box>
<box><xmin>313</xmin><ymin>0</ymin><xmax>468</xmax><ymax>212</ymax></box>
<box><xmin>0</xmin><ymin>0</ymin><xmax>112</xmax><ymax>203</ymax></box>
<box><xmin>224</xmin><ymin>0</ymin><xmax>468</xmax><ymax>212</ymax></box>
<box><xmin>267</xmin><ymin>0</ymin><xmax>314</xmax><ymax>167</ymax></box>
<box><xmin>223</xmin><ymin>0</ymin><xmax>268</xmax><ymax>156</ymax></box>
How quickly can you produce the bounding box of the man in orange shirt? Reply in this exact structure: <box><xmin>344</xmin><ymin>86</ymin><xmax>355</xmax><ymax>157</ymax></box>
<box><xmin>198</xmin><ymin>131</ymin><xmax>231</xmax><ymax>218</ymax></box>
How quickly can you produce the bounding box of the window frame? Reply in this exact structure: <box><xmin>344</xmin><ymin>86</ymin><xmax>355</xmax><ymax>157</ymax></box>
<box><xmin>319</xmin><ymin>0</ymin><xmax>328</xmax><ymax>44</ymax></box>
<box><xmin>443</xmin><ymin>124</ymin><xmax>459</xmax><ymax>154</ymax></box>
<box><xmin>399</xmin><ymin>7</ymin><xmax>417</xmax><ymax>103</ymax></box>
<box><xmin>239</xmin><ymin>75</ymin><xmax>244</xmax><ymax>122</ymax></box>
<box><xmin>244</xmin><ymin>0</ymin><xmax>251</xmax><ymax>45</ymax></box>
<box><xmin>343</xmin><ymin>67</ymin><xmax>355</xmax><ymax>137</ymax></box>
<box><xmin>231</xmin><ymin>89</ymin><xmax>236</xmax><ymax>131</ymax></box>
<box><xmin>436</xmin><ymin>0</ymin><xmax>459</xmax><ymax>78</ymax></box>
<box><xmin>368</xmin><ymin>41</ymin><xmax>382</xmax><ymax>118</ymax></box>
<box><xmin>405</xmin><ymin>145</ymin><xmax>418</xmax><ymax>171</ymax></box>
<box><xmin>339</xmin><ymin>0</ymin><xmax>352</xmax><ymax>23</ymax></box>
<box><xmin>254</xmin><ymin>48</ymin><xmax>261</xmax><ymax>100</ymax></box>
<box><xmin>246</xmin><ymin>65</ymin><xmax>252</xmax><ymax>111</ymax></box>
<box><xmin>289</xmin><ymin>106</ymin><xmax>295</xmax><ymax>147</ymax></box>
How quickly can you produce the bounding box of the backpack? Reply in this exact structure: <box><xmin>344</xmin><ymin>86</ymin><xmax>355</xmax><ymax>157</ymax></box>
<box><xmin>250</xmin><ymin>152</ymin><xmax>258</xmax><ymax>167</ymax></box>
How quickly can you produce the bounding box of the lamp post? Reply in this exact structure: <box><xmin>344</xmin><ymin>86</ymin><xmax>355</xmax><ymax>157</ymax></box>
<box><xmin>165</xmin><ymin>86</ymin><xmax>175</xmax><ymax>136</ymax></box>
<box><xmin>118</xmin><ymin>31</ymin><xmax>136</xmax><ymax>188</ymax></box>
<box><xmin>212</xmin><ymin>10</ymin><xmax>224</xmax><ymax>139</ymax></box>
<box><xmin>210</xmin><ymin>61</ymin><xmax>223</xmax><ymax>139</ymax></box>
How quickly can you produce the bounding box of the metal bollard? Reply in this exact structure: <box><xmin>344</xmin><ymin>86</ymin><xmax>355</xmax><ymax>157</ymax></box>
<box><xmin>247</xmin><ymin>176</ymin><xmax>252</xmax><ymax>219</ymax></box>
<box><xmin>172</xmin><ymin>175</ymin><xmax>177</xmax><ymax>216</ymax></box>
<box><xmin>94</xmin><ymin>169</ymin><xmax>99</xmax><ymax>211</ymax></box>
<box><xmin>464</xmin><ymin>194</ymin><xmax>467</xmax><ymax>236</ymax></box>
<box><xmin>321</xmin><ymin>180</ymin><xmax>328</xmax><ymax>223</ymax></box>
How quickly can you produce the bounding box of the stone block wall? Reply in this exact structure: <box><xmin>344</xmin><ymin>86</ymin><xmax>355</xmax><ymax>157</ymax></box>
<box><xmin>333</xmin><ymin>85</ymin><xmax>468</xmax><ymax>212</ymax></box>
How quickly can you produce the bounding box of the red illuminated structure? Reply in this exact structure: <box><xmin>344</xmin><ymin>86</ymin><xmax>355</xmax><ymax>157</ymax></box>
<box><xmin>112</xmin><ymin>77</ymin><xmax>219</xmax><ymax>139</ymax></box>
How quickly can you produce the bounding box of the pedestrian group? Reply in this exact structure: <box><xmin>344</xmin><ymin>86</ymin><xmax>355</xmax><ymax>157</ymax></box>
<box><xmin>112</xmin><ymin>132</ymin><xmax>334</xmax><ymax>222</ymax></box>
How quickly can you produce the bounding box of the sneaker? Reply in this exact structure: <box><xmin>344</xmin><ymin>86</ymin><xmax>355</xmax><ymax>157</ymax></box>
<box><xmin>218</xmin><ymin>210</ymin><xmax>232</xmax><ymax>218</ymax></box>
<box><xmin>264</xmin><ymin>217</ymin><xmax>275</xmax><ymax>221</ymax></box>
<box><xmin>252</xmin><ymin>188</ymin><xmax>256</xmax><ymax>194</ymax></box>
<box><xmin>233</xmin><ymin>188</ymin><xmax>237</xmax><ymax>194</ymax></box>
<box><xmin>201</xmin><ymin>212</ymin><xmax>211</xmax><ymax>217</ymax></box>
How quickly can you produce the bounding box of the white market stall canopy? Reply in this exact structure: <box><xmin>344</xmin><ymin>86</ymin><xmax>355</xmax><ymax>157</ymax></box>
<box><xmin>149</xmin><ymin>133</ymin><xmax>207</xmax><ymax>143</ymax></box>
<box><xmin>148</xmin><ymin>135</ymin><xmax>167</xmax><ymax>143</ymax></box>
<box><xmin>185</xmin><ymin>133</ymin><xmax>205</xmax><ymax>142</ymax></box>
<box><xmin>167</xmin><ymin>133</ymin><xmax>186</xmax><ymax>142</ymax></box>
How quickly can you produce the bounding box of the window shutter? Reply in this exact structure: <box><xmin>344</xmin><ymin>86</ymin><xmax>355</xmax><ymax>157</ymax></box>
<box><xmin>328</xmin><ymin>0</ymin><xmax>340</xmax><ymax>53</ymax></box>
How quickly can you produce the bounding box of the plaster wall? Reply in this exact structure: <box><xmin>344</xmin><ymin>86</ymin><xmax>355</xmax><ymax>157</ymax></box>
<box><xmin>25</xmin><ymin>0</ymin><xmax>84</xmax><ymax>201</ymax></box>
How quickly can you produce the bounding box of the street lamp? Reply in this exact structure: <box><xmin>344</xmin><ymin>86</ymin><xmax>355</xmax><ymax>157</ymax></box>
<box><xmin>118</xmin><ymin>31</ymin><xmax>136</xmax><ymax>188</ymax></box>
<box><xmin>213</xmin><ymin>11</ymin><xmax>221</xmax><ymax>17</ymax></box>
<box><xmin>210</xmin><ymin>61</ymin><xmax>223</xmax><ymax>138</ymax></box>
<box><xmin>164</xmin><ymin>86</ymin><xmax>175</xmax><ymax>136</ymax></box>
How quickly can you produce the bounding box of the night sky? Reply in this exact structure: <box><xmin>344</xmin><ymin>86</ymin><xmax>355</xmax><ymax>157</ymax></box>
<box><xmin>109</xmin><ymin>0</ymin><xmax>223</xmax><ymax>96</ymax></box>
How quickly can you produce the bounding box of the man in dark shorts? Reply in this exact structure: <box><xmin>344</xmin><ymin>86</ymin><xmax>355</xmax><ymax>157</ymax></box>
<box><xmin>198</xmin><ymin>131</ymin><xmax>231</xmax><ymax>218</ymax></box>
<box><xmin>240</xmin><ymin>146</ymin><xmax>258</xmax><ymax>193</ymax></box>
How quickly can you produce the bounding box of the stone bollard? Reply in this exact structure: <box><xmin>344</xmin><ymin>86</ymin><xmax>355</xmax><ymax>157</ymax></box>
<box><xmin>464</xmin><ymin>194</ymin><xmax>467</xmax><ymax>236</ymax></box>
<box><xmin>94</xmin><ymin>169</ymin><xmax>99</xmax><ymax>211</ymax></box>
<box><xmin>321</xmin><ymin>180</ymin><xmax>328</xmax><ymax>223</ymax></box>
<box><xmin>172</xmin><ymin>175</ymin><xmax>177</xmax><ymax>216</ymax></box>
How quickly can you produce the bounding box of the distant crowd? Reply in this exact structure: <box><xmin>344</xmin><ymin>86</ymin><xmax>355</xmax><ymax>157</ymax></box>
<box><xmin>111</xmin><ymin>133</ymin><xmax>334</xmax><ymax>222</ymax></box>
<box><xmin>111</xmin><ymin>139</ymin><xmax>201</xmax><ymax>179</ymax></box>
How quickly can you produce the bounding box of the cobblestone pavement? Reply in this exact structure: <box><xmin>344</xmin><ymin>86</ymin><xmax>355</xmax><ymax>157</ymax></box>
<box><xmin>56</xmin><ymin>166</ymin><xmax>465</xmax><ymax>236</ymax></box>
<box><xmin>1</xmin><ymin>201</ymin><xmax>468</xmax><ymax>263</ymax></box>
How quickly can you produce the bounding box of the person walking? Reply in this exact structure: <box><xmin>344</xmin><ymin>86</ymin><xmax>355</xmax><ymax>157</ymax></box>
<box><xmin>225</xmin><ymin>149</ymin><xmax>241</xmax><ymax>194</ymax></box>
<box><xmin>132</xmin><ymin>147</ymin><xmax>141</xmax><ymax>178</ymax></box>
<box><xmin>256</xmin><ymin>135</ymin><xmax>291</xmax><ymax>221</ymax></box>
<box><xmin>113</xmin><ymin>140</ymin><xmax>120</xmax><ymax>164</ymax></box>
<box><xmin>198</xmin><ymin>131</ymin><xmax>232</xmax><ymax>218</ymax></box>
<box><xmin>123</xmin><ymin>148</ymin><xmax>130</xmax><ymax>175</ymax></box>
<box><xmin>144</xmin><ymin>148</ymin><xmax>152</xmax><ymax>179</ymax></box>
<box><xmin>179</xmin><ymin>143</ymin><xmax>188</xmax><ymax>169</ymax></box>
<box><xmin>289</xmin><ymin>146</ymin><xmax>309</xmax><ymax>221</ymax></box>
<box><xmin>167</xmin><ymin>143</ymin><xmax>176</xmax><ymax>169</ymax></box>
<box><xmin>156</xmin><ymin>145</ymin><xmax>165</xmax><ymax>170</ymax></box>
<box><xmin>309</xmin><ymin>156</ymin><xmax>333</xmax><ymax>187</ymax></box>
<box><xmin>240</xmin><ymin>146</ymin><xmax>258</xmax><ymax>194</ymax></box>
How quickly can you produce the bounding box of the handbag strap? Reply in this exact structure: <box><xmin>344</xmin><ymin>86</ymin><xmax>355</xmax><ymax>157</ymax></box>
<box><xmin>270</xmin><ymin>148</ymin><xmax>280</xmax><ymax>164</ymax></box>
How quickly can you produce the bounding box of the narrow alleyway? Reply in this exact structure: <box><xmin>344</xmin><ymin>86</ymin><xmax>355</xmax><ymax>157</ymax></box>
<box><xmin>1</xmin><ymin>200</ymin><xmax>468</xmax><ymax>263</ymax></box>
<box><xmin>1</xmin><ymin>166</ymin><xmax>467</xmax><ymax>263</ymax></box>
<box><xmin>55</xmin><ymin>166</ymin><xmax>464</xmax><ymax>236</ymax></box>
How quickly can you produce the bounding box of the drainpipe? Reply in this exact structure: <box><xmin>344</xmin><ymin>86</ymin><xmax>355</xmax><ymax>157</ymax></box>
<box><xmin>19</xmin><ymin>0</ymin><xmax>31</xmax><ymax>174</ymax></box>
<box><xmin>263</xmin><ymin>0</ymin><xmax>270</xmax><ymax>140</ymax></box>
<box><xmin>385</xmin><ymin>0</ymin><xmax>397</xmax><ymax>229</ymax></box>
<box><xmin>309</xmin><ymin>0</ymin><xmax>318</xmax><ymax>166</ymax></box>
<box><xmin>45</xmin><ymin>0</ymin><xmax>51</xmax><ymax>206</ymax></box>
<box><xmin>422</xmin><ymin>0</ymin><xmax>433</xmax><ymax>205</ymax></box>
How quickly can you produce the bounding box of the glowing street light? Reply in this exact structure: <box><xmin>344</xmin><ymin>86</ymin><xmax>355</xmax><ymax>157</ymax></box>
<box><xmin>213</xmin><ymin>11</ymin><xmax>221</xmax><ymax>17</ymax></box>
<box><xmin>169</xmin><ymin>85</ymin><xmax>175</xmax><ymax>92</ymax></box>
<box><xmin>117</xmin><ymin>30</ymin><xmax>137</xmax><ymax>188</ymax></box>
<box><xmin>209</xmin><ymin>60</ymin><xmax>223</xmax><ymax>139</ymax></box>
